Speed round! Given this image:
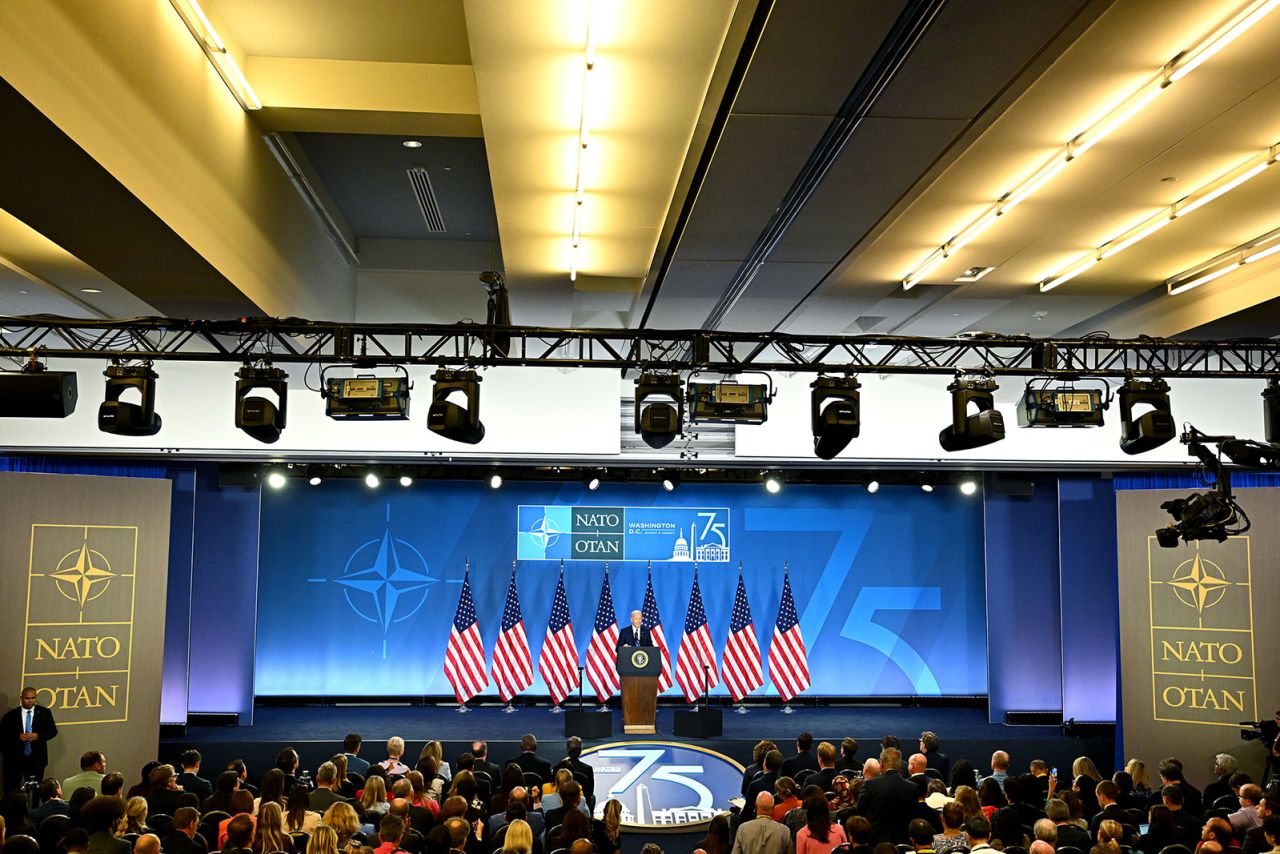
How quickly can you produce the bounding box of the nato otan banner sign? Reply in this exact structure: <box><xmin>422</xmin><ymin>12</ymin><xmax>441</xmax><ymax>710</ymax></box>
<box><xmin>518</xmin><ymin>505</ymin><xmax>730</xmax><ymax>562</ymax></box>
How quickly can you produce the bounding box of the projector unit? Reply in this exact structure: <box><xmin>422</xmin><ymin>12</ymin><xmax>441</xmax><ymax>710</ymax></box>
<box><xmin>324</xmin><ymin>375</ymin><xmax>410</xmax><ymax>420</ymax></box>
<box><xmin>687</xmin><ymin>381</ymin><xmax>769</xmax><ymax>424</ymax></box>
<box><xmin>1017</xmin><ymin>388</ymin><xmax>1105</xmax><ymax>427</ymax></box>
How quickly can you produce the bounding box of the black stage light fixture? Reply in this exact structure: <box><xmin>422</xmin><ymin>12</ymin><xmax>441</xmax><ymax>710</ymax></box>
<box><xmin>939</xmin><ymin>374</ymin><xmax>1004</xmax><ymax>452</ymax></box>
<box><xmin>0</xmin><ymin>357</ymin><xmax>77</xmax><ymax>418</ymax></box>
<box><xmin>1118</xmin><ymin>376</ymin><xmax>1175</xmax><ymax>455</ymax></box>
<box><xmin>1263</xmin><ymin>379</ymin><xmax>1280</xmax><ymax>443</ymax></box>
<box><xmin>810</xmin><ymin>375</ymin><xmax>860</xmax><ymax>459</ymax></box>
<box><xmin>634</xmin><ymin>372</ymin><xmax>683</xmax><ymax>449</ymax></box>
<box><xmin>323</xmin><ymin>365</ymin><xmax>411</xmax><ymax>420</ymax></box>
<box><xmin>234</xmin><ymin>363</ymin><xmax>288</xmax><ymax>444</ymax></box>
<box><xmin>427</xmin><ymin>368</ymin><xmax>485</xmax><ymax>444</ymax></box>
<box><xmin>98</xmin><ymin>362</ymin><xmax>162</xmax><ymax>436</ymax></box>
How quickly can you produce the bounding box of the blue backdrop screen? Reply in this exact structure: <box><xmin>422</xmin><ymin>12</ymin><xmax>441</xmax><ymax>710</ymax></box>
<box><xmin>255</xmin><ymin>481</ymin><xmax>988</xmax><ymax>697</ymax></box>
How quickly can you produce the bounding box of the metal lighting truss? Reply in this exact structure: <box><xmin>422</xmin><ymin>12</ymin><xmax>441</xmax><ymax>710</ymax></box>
<box><xmin>2</xmin><ymin>316</ymin><xmax>1280</xmax><ymax>378</ymax></box>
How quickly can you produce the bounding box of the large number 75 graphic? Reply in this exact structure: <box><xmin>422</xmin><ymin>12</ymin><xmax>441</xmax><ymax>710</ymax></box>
<box><xmin>597</xmin><ymin>749</ymin><xmax>714</xmax><ymax>810</ymax></box>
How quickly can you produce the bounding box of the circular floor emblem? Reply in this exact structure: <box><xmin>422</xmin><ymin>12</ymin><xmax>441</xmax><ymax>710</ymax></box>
<box><xmin>630</xmin><ymin>649</ymin><xmax>650</xmax><ymax>668</ymax></box>
<box><xmin>583</xmin><ymin>741</ymin><xmax>744</xmax><ymax>829</ymax></box>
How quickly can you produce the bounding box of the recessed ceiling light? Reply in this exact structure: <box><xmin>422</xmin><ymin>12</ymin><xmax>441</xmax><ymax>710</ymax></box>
<box><xmin>18</xmin><ymin>290</ymin><xmax>29</xmax><ymax>294</ymax></box>
<box><xmin>80</xmin><ymin>288</ymin><xmax>102</xmax><ymax>294</ymax></box>
<box><xmin>955</xmin><ymin>265</ymin><xmax>995</xmax><ymax>283</ymax></box>
<box><xmin>1161</xmin><ymin>176</ymin><xmax>1178</xmax><ymax>183</ymax></box>
<box><xmin>402</xmin><ymin>140</ymin><xmax>423</xmax><ymax>148</ymax></box>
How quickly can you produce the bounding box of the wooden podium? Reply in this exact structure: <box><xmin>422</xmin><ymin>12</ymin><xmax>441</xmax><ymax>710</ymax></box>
<box><xmin>617</xmin><ymin>647</ymin><xmax>661</xmax><ymax>734</ymax></box>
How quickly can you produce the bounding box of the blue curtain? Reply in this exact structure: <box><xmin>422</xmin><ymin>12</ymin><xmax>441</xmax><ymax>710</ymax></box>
<box><xmin>1114</xmin><ymin>470</ymin><xmax>1280</xmax><ymax>490</ymax></box>
<box><xmin>0</xmin><ymin>455</ymin><xmax>166</xmax><ymax>479</ymax></box>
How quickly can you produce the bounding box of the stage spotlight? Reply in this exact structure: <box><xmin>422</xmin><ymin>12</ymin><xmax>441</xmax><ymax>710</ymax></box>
<box><xmin>660</xmin><ymin>472</ymin><xmax>679</xmax><ymax>492</ymax></box>
<box><xmin>811</xmin><ymin>375</ymin><xmax>860</xmax><ymax>459</ymax></box>
<box><xmin>235</xmin><ymin>364</ymin><xmax>288</xmax><ymax>443</ymax></box>
<box><xmin>634</xmin><ymin>372</ymin><xmax>684</xmax><ymax>449</ymax></box>
<box><xmin>428</xmin><ymin>368</ymin><xmax>485</xmax><ymax>444</ymax></box>
<box><xmin>1263</xmin><ymin>379</ymin><xmax>1280</xmax><ymax>443</ymax></box>
<box><xmin>866</xmin><ymin>480</ymin><xmax>880</xmax><ymax>494</ymax></box>
<box><xmin>308</xmin><ymin>475</ymin><xmax>322</xmax><ymax>487</ymax></box>
<box><xmin>488</xmin><ymin>473</ymin><xmax>503</xmax><ymax>489</ymax></box>
<box><xmin>98</xmin><ymin>362</ymin><xmax>162</xmax><ymax>436</ymax></box>
<box><xmin>939</xmin><ymin>374</ymin><xmax>1004</xmax><ymax>452</ymax></box>
<box><xmin>584</xmin><ymin>472</ymin><xmax>601</xmax><ymax>491</ymax></box>
<box><xmin>1118</xmin><ymin>377</ymin><xmax>1175</xmax><ymax>455</ymax></box>
<box><xmin>921</xmin><ymin>481</ymin><xmax>935</xmax><ymax>493</ymax></box>
<box><xmin>365</xmin><ymin>472</ymin><xmax>380</xmax><ymax>488</ymax></box>
<box><xmin>763</xmin><ymin>473</ymin><xmax>783</xmax><ymax>494</ymax></box>
<box><xmin>399</xmin><ymin>474</ymin><xmax>413</xmax><ymax>487</ymax></box>
<box><xmin>959</xmin><ymin>479</ymin><xmax>978</xmax><ymax>496</ymax></box>
<box><xmin>266</xmin><ymin>471</ymin><xmax>287</xmax><ymax>489</ymax></box>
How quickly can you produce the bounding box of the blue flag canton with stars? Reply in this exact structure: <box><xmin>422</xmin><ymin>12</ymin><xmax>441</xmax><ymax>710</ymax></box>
<box><xmin>501</xmin><ymin>573</ymin><xmax>524</xmax><ymax>631</ymax></box>
<box><xmin>641</xmin><ymin>576</ymin><xmax>663</xmax><ymax>630</ymax></box>
<box><xmin>593</xmin><ymin>573</ymin><xmax>616</xmax><ymax>631</ymax></box>
<box><xmin>453</xmin><ymin>574</ymin><xmax>478</xmax><ymax>632</ymax></box>
<box><xmin>730</xmin><ymin>575</ymin><xmax>754</xmax><ymax>632</ymax></box>
<box><xmin>684</xmin><ymin>577</ymin><xmax>708</xmax><ymax>632</ymax></box>
<box><xmin>777</xmin><ymin>574</ymin><xmax>800</xmax><ymax>631</ymax></box>
<box><xmin>548</xmin><ymin>576</ymin><xmax>572</xmax><ymax>633</ymax></box>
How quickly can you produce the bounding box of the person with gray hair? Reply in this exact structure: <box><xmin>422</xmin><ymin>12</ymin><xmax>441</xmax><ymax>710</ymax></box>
<box><xmin>1033</xmin><ymin>819</ymin><xmax>1058</xmax><ymax>845</ymax></box>
<box><xmin>1206</xmin><ymin>755</ymin><xmax>1239</xmax><ymax>807</ymax></box>
<box><xmin>310</xmin><ymin>762</ymin><xmax>343</xmax><ymax>813</ymax></box>
<box><xmin>731</xmin><ymin>792</ymin><xmax>791</xmax><ymax>854</ymax></box>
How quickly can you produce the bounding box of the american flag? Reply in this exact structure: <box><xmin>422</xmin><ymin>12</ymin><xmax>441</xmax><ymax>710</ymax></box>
<box><xmin>585</xmin><ymin>568</ymin><xmax>620</xmax><ymax>701</ymax></box>
<box><xmin>722</xmin><ymin>571</ymin><xmax>763</xmax><ymax>702</ymax></box>
<box><xmin>768</xmin><ymin>569</ymin><xmax>810</xmax><ymax>701</ymax></box>
<box><xmin>674</xmin><ymin>569</ymin><xmax>719</xmax><ymax>703</ymax></box>
<box><xmin>491</xmin><ymin>568</ymin><xmax>533</xmax><ymax>702</ymax></box>
<box><xmin>443</xmin><ymin>569</ymin><xmax>487</xmax><ymax>703</ymax></box>
<box><xmin>538</xmin><ymin>571</ymin><xmax>580</xmax><ymax>705</ymax></box>
<box><xmin>641</xmin><ymin>570</ymin><xmax>673</xmax><ymax>693</ymax></box>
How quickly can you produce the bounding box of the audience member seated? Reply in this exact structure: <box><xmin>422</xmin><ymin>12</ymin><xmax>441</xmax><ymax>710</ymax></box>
<box><xmin>148</xmin><ymin>764</ymin><xmax>198</xmax><ymax>817</ymax></box>
<box><xmin>205</xmin><ymin>771</ymin><xmax>241</xmax><ymax>814</ymax></box>
<box><xmin>953</xmin><ymin>787</ymin><xmax>982</xmax><ymax>824</ymax></box>
<box><xmin>223</xmin><ymin>813</ymin><xmax>256</xmax><ymax>854</ymax></box>
<box><xmin>64</xmin><ymin>753</ymin><xmax>107</xmax><ymax>797</ymax></box>
<box><xmin>123</xmin><ymin>797</ymin><xmax>149</xmax><ymax>835</ymax></box>
<box><xmin>4</xmin><ymin>834</ymin><xmax>42</xmax><ymax>854</ymax></box>
<box><xmin>63</xmin><ymin>827</ymin><xmax>90</xmax><ymax>854</ymax></box>
<box><xmin>506</xmin><ymin>736</ymin><xmax>552</xmax><ymax>787</ymax></box>
<box><xmin>1033</xmin><ymin>818</ymin><xmax>1057</xmax><ymax>849</ymax></box>
<box><xmin>546</xmin><ymin>807</ymin><xmax>590</xmax><ymax>853</ymax></box>
<box><xmin>544</xmin><ymin>781</ymin><xmax>585</xmax><ymax>832</ymax></box>
<box><xmin>163</xmin><ymin>807</ymin><xmax>208</xmax><ymax>854</ymax></box>
<box><xmin>980</xmin><ymin>753</ymin><xmax>1011</xmax><ymax>793</ymax></box>
<box><xmin>423</xmin><ymin>742</ymin><xmax>452</xmax><ymax>784</ymax></box>
<box><xmin>220</xmin><ymin>791</ymin><xmax>258</xmax><ymax>849</ymax></box>
<box><xmin>731</xmin><ymin>792</ymin><xmax>790</xmax><ymax>854</ymax></box>
<box><xmin>178</xmin><ymin>751</ymin><xmax>213</xmax><ymax>804</ymax></box>
<box><xmin>310</xmin><ymin>763</ymin><xmax>345</xmax><ymax>814</ymax></box>
<box><xmin>772</xmin><ymin>778</ymin><xmax>800</xmax><ymax>822</ymax></box>
<box><xmin>285</xmin><ymin>785</ymin><xmax>321</xmax><ymax>834</ymax></box>
<box><xmin>101</xmin><ymin>775</ymin><xmax>125</xmax><ymax>800</ymax></box>
<box><xmin>321</xmin><ymin>802</ymin><xmax>361</xmax><ymax>852</ymax></box>
<box><xmin>504</xmin><ymin>818</ymin><xmax>534</xmax><ymax>854</ymax></box>
<box><xmin>363</xmin><ymin>777</ymin><xmax>392</xmax><ymax>818</ymax></box>
<box><xmin>0</xmin><ymin>795</ymin><xmax>33</xmax><ymax>841</ymax></box>
<box><xmin>797</xmin><ymin>791</ymin><xmax>847</xmax><ymax>854</ymax></box>
<box><xmin>1161</xmin><ymin>786</ymin><xmax>1201</xmax><ymax>846</ymax></box>
<box><xmin>907</xmin><ymin>819</ymin><xmax>937</xmax><ymax>854</ymax></box>
<box><xmin>379</xmin><ymin>739</ymin><xmax>410</xmax><ymax>778</ymax></box>
<box><xmin>1151</xmin><ymin>762</ymin><xmax>1202</xmax><ymax>818</ymax></box>
<box><xmin>698</xmin><ymin>813</ymin><xmax>730</xmax><ymax>854</ymax></box>
<box><xmin>80</xmin><ymin>796</ymin><xmax>129</xmax><ymax>854</ymax></box>
<box><xmin>311</xmin><ymin>825</ymin><xmax>342</xmax><ymax>854</ymax></box>
<box><xmin>742</xmin><ymin>741</ymin><xmax>779</xmax><ymax>798</ymax></box>
<box><xmin>126</xmin><ymin>762</ymin><xmax>161</xmax><ymax>800</ymax></box>
<box><xmin>1229</xmin><ymin>785</ymin><xmax>1264</xmax><ymax>834</ymax></box>
<box><xmin>743</xmin><ymin>750</ymin><xmax>784</xmax><ymax>822</ymax></box>
<box><xmin>979</xmin><ymin>781</ymin><xmax>1004</xmax><ymax>820</ymax></box>
<box><xmin>372</xmin><ymin>814</ymin><xmax>406</xmax><ymax>854</ymax></box>
<box><xmin>1049</xmin><ymin>798</ymin><xmax>1093</xmax><ymax>850</ymax></box>
<box><xmin>934</xmin><ymin>802</ymin><xmax>971</xmax><ymax>853</ymax></box>
<box><xmin>252</xmin><ymin>801</ymin><xmax>294</xmax><ymax>854</ymax></box>
<box><xmin>30</xmin><ymin>779</ymin><xmax>69</xmax><ymax>826</ymax></box>
<box><xmin>134</xmin><ymin>834</ymin><xmax>161</xmax><ymax>854</ymax></box>
<box><xmin>67</xmin><ymin>787</ymin><xmax>96</xmax><ymax>829</ymax></box>
<box><xmin>782</xmin><ymin>733</ymin><xmax>820</xmax><ymax>779</ymax></box>
<box><xmin>990</xmin><ymin>806</ymin><xmax>1030</xmax><ymax>851</ymax></box>
<box><xmin>858</xmin><ymin>748</ymin><xmax>918</xmax><ymax>845</ymax></box>
<box><xmin>275</xmin><ymin>749</ymin><xmax>301</xmax><ymax>793</ymax></box>
<box><xmin>1091</xmin><ymin>782</ymin><xmax>1128</xmax><ymax>834</ymax></box>
<box><xmin>951</xmin><ymin>762</ymin><xmax>978</xmax><ymax>795</ymax></box>
<box><xmin>966</xmin><ymin>817</ymin><xmax>995</xmax><ymax>854</ymax></box>
<box><xmin>257</xmin><ymin>769</ymin><xmax>288</xmax><ymax>816</ymax></box>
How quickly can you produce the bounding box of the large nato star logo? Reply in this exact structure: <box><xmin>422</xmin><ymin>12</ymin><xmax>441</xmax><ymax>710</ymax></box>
<box><xmin>51</xmin><ymin>535</ymin><xmax>116</xmax><ymax>618</ymax></box>
<box><xmin>312</xmin><ymin>505</ymin><xmax>436</xmax><ymax>657</ymax></box>
<box><xmin>528</xmin><ymin>514</ymin><xmax>563</xmax><ymax>550</ymax></box>
<box><xmin>1169</xmin><ymin>551</ymin><xmax>1231</xmax><ymax>614</ymax></box>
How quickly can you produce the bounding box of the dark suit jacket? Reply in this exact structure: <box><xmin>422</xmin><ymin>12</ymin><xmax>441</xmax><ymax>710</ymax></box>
<box><xmin>1090</xmin><ymin>803</ymin><xmax>1129</xmax><ymax>834</ymax></box>
<box><xmin>615</xmin><ymin>626</ymin><xmax>653</xmax><ymax>648</ymax></box>
<box><xmin>1056</xmin><ymin>823</ymin><xmax>1093</xmax><ymax>850</ymax></box>
<box><xmin>780</xmin><ymin>750</ymin><xmax>819</xmax><ymax>779</ymax></box>
<box><xmin>148</xmin><ymin>788</ymin><xmax>198</xmax><ymax>817</ymax></box>
<box><xmin>555</xmin><ymin>756</ymin><xmax>595</xmax><ymax>802</ymax></box>
<box><xmin>177</xmin><ymin>771</ymin><xmax>212</xmax><ymax>803</ymax></box>
<box><xmin>1243</xmin><ymin>825</ymin><xmax>1269</xmax><ymax>854</ymax></box>
<box><xmin>911</xmin><ymin>800</ymin><xmax>942</xmax><ymax>833</ymax></box>
<box><xmin>308</xmin><ymin>787</ymin><xmax>345</xmax><ymax>813</ymax></box>
<box><xmin>924</xmin><ymin>751</ymin><xmax>950</xmax><ymax>783</ymax></box>
<box><xmin>162</xmin><ymin>831</ymin><xmax>210</xmax><ymax>854</ymax></box>
<box><xmin>1170</xmin><ymin>810</ymin><xmax>1202</xmax><ymax>846</ymax></box>
<box><xmin>1203</xmin><ymin>777</ymin><xmax>1233</xmax><ymax>807</ymax></box>
<box><xmin>741</xmin><ymin>763</ymin><xmax>762</xmax><ymax>797</ymax></box>
<box><xmin>0</xmin><ymin>704</ymin><xmax>58</xmax><ymax>769</ymax></box>
<box><xmin>473</xmin><ymin>759</ymin><xmax>502</xmax><ymax>785</ymax></box>
<box><xmin>808</xmin><ymin>768</ymin><xmax>839</xmax><ymax>794</ymax></box>
<box><xmin>742</xmin><ymin>771</ymin><xmax>779</xmax><ymax>821</ymax></box>
<box><xmin>506</xmin><ymin>751</ymin><xmax>553</xmax><ymax>785</ymax></box>
<box><xmin>30</xmin><ymin>797</ymin><xmax>70</xmax><ymax>826</ymax></box>
<box><xmin>857</xmin><ymin>769</ymin><xmax>920</xmax><ymax>844</ymax></box>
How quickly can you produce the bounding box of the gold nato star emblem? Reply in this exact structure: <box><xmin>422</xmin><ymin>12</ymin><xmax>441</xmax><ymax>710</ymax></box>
<box><xmin>51</xmin><ymin>540</ymin><xmax>116</xmax><ymax>608</ymax></box>
<box><xmin>1168</xmin><ymin>552</ymin><xmax>1231</xmax><ymax>614</ymax></box>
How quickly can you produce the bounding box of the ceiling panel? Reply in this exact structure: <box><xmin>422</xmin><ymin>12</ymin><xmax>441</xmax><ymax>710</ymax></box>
<box><xmin>732</xmin><ymin>0</ymin><xmax>906</xmax><ymax>117</ymax></box>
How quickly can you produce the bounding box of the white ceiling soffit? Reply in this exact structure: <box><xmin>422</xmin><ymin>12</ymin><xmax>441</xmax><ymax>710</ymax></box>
<box><xmin>464</xmin><ymin>0</ymin><xmax>739</xmax><ymax>325</ymax></box>
<box><xmin>803</xmin><ymin>0</ymin><xmax>1280</xmax><ymax>336</ymax></box>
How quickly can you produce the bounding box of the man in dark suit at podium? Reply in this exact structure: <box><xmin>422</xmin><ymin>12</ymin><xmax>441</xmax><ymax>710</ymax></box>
<box><xmin>616</xmin><ymin>611</ymin><xmax>653</xmax><ymax>648</ymax></box>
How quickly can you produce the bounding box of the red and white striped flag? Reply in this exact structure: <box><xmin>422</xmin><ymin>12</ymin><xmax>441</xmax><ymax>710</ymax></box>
<box><xmin>538</xmin><ymin>569</ymin><xmax>580</xmax><ymax>705</ymax></box>
<box><xmin>492</xmin><ymin>567</ymin><xmax>533</xmax><ymax>702</ymax></box>
<box><xmin>768</xmin><ymin>567</ymin><xmax>810</xmax><ymax>701</ymax></box>
<box><xmin>641</xmin><ymin>570</ymin><xmax>673</xmax><ymax>693</ymax></box>
<box><xmin>722</xmin><ymin>570</ymin><xmax>763</xmax><ymax>702</ymax></box>
<box><xmin>674</xmin><ymin>569</ymin><xmax>718</xmax><ymax>702</ymax></box>
<box><xmin>585</xmin><ymin>567</ymin><xmax>621</xmax><ymax>702</ymax></box>
<box><xmin>443</xmin><ymin>569</ymin><xmax>487</xmax><ymax>703</ymax></box>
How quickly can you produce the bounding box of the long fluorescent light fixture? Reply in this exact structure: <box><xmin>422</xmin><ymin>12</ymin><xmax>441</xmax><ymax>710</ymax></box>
<box><xmin>901</xmin><ymin>0</ymin><xmax>1280</xmax><ymax>290</ymax></box>
<box><xmin>569</xmin><ymin>1</ymin><xmax>595</xmax><ymax>283</ymax></box>
<box><xmin>1166</xmin><ymin>224</ymin><xmax>1280</xmax><ymax>295</ymax></box>
<box><xmin>168</xmin><ymin>0</ymin><xmax>261</xmax><ymax>111</ymax></box>
<box><xmin>1039</xmin><ymin>142</ymin><xmax>1279</xmax><ymax>291</ymax></box>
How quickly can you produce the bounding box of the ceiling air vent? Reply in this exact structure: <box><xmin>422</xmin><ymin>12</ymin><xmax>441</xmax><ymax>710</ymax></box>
<box><xmin>407</xmin><ymin>167</ymin><xmax>446</xmax><ymax>233</ymax></box>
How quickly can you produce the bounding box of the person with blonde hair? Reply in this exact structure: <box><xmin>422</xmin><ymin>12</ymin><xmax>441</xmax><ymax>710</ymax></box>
<box><xmin>322</xmin><ymin>802</ymin><xmax>361</xmax><ymax>850</ymax></box>
<box><xmin>504</xmin><ymin>818</ymin><xmax>533</xmax><ymax>854</ymax></box>
<box><xmin>379</xmin><ymin>739</ymin><xmax>409</xmax><ymax>777</ymax></box>
<box><xmin>596</xmin><ymin>799</ymin><xmax>623</xmax><ymax>854</ymax></box>
<box><xmin>1095</xmin><ymin>819</ymin><xmax>1124</xmax><ymax>854</ymax></box>
<box><xmin>1125</xmin><ymin>760</ymin><xmax>1151</xmax><ymax>800</ymax></box>
<box><xmin>123</xmin><ymin>797</ymin><xmax>149</xmax><ymax>835</ymax></box>
<box><xmin>309</xmin><ymin>825</ymin><xmax>340</xmax><ymax>854</ymax></box>
<box><xmin>360</xmin><ymin>776</ymin><xmax>390</xmax><ymax>816</ymax></box>
<box><xmin>423</xmin><ymin>741</ymin><xmax>451</xmax><ymax>782</ymax></box>
<box><xmin>1073</xmin><ymin>757</ymin><xmax>1103</xmax><ymax>784</ymax></box>
<box><xmin>252</xmin><ymin>801</ymin><xmax>294</xmax><ymax>854</ymax></box>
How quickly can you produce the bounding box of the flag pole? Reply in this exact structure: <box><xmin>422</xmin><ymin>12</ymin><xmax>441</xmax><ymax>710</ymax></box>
<box><xmin>735</xmin><ymin>560</ymin><xmax>748</xmax><ymax>715</ymax></box>
<box><xmin>780</xmin><ymin>560</ymin><xmax>793</xmax><ymax>715</ymax></box>
<box><xmin>457</xmin><ymin>558</ymin><xmax>471</xmax><ymax>714</ymax></box>
<box><xmin>504</xmin><ymin>559</ymin><xmax>518</xmax><ymax>714</ymax></box>
<box><xmin>549</xmin><ymin>559</ymin><xmax>565</xmax><ymax>714</ymax></box>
